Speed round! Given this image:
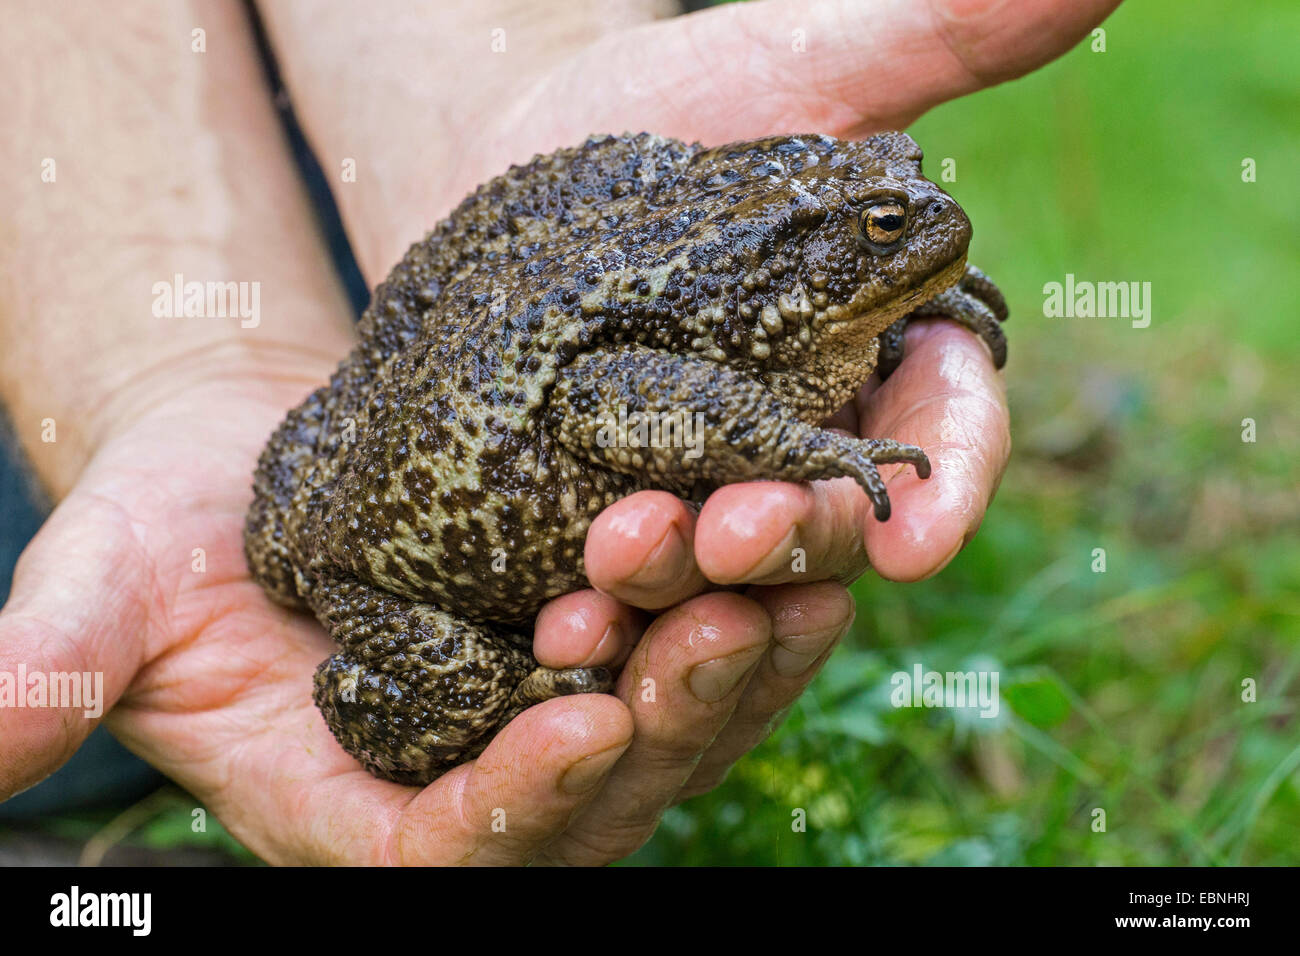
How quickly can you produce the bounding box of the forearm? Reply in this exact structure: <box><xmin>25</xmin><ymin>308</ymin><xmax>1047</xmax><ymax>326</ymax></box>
<box><xmin>256</xmin><ymin>0</ymin><xmax>674</xmax><ymax>283</ymax></box>
<box><xmin>0</xmin><ymin>0</ymin><xmax>355</xmax><ymax>496</ymax></box>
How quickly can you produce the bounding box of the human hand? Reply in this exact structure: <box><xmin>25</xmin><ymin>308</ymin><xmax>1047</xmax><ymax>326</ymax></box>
<box><xmin>0</xmin><ymin>0</ymin><xmax>1112</xmax><ymax>865</ymax></box>
<box><xmin>246</xmin><ymin>0</ymin><xmax>1108</xmax><ymax>863</ymax></box>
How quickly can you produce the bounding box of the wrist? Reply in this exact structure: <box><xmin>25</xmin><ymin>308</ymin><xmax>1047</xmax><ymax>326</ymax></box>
<box><xmin>7</xmin><ymin>333</ymin><xmax>349</xmax><ymax>500</ymax></box>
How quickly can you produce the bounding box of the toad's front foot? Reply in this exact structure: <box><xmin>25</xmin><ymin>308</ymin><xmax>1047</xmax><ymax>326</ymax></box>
<box><xmin>877</xmin><ymin>264</ymin><xmax>1009</xmax><ymax>379</ymax></box>
<box><xmin>550</xmin><ymin>345</ymin><xmax>931</xmax><ymax>523</ymax></box>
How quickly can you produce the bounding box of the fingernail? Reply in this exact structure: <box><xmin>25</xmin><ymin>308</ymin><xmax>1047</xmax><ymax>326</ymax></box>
<box><xmin>628</xmin><ymin>522</ymin><xmax>690</xmax><ymax>589</ymax></box>
<box><xmin>559</xmin><ymin>743</ymin><xmax>626</xmax><ymax>795</ymax></box>
<box><xmin>688</xmin><ymin>644</ymin><xmax>766</xmax><ymax>702</ymax></box>
<box><xmin>770</xmin><ymin>627</ymin><xmax>841</xmax><ymax>678</ymax></box>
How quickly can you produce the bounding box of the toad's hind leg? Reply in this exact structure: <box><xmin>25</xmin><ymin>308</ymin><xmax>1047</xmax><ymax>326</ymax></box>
<box><xmin>876</xmin><ymin>263</ymin><xmax>1009</xmax><ymax>380</ymax></box>
<box><xmin>309</xmin><ymin>574</ymin><xmax>611</xmax><ymax>785</ymax></box>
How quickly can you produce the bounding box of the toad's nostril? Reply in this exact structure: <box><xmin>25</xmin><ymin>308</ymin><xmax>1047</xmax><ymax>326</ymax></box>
<box><xmin>929</xmin><ymin>201</ymin><xmax>943</xmax><ymax>215</ymax></box>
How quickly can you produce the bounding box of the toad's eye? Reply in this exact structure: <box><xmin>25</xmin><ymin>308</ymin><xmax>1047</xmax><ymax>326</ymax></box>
<box><xmin>859</xmin><ymin>201</ymin><xmax>907</xmax><ymax>250</ymax></box>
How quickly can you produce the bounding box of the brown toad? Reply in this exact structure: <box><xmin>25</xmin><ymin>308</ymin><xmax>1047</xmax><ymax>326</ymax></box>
<box><xmin>245</xmin><ymin>131</ymin><xmax>1007</xmax><ymax>785</ymax></box>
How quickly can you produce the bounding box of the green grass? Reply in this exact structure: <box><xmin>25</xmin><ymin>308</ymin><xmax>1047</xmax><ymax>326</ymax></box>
<box><xmin>626</xmin><ymin>0</ymin><xmax>1300</xmax><ymax>865</ymax></box>
<box><xmin>10</xmin><ymin>0</ymin><xmax>1297</xmax><ymax>866</ymax></box>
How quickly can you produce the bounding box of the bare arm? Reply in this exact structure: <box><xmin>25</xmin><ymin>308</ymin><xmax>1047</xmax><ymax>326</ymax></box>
<box><xmin>0</xmin><ymin>0</ymin><xmax>354</xmax><ymax>497</ymax></box>
<box><xmin>0</xmin><ymin>0</ymin><xmax>354</xmax><ymax>795</ymax></box>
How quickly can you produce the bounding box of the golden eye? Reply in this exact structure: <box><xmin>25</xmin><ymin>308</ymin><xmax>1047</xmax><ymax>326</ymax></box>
<box><xmin>859</xmin><ymin>201</ymin><xmax>907</xmax><ymax>249</ymax></box>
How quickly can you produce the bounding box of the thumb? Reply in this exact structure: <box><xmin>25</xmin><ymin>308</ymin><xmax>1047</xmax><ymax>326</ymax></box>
<box><xmin>0</xmin><ymin>486</ymin><xmax>149</xmax><ymax>799</ymax></box>
<box><xmin>515</xmin><ymin>0</ymin><xmax>1122</xmax><ymax>145</ymax></box>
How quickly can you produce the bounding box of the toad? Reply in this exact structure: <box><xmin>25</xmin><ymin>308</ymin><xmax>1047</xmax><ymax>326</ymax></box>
<box><xmin>245</xmin><ymin>131</ymin><xmax>1007</xmax><ymax>784</ymax></box>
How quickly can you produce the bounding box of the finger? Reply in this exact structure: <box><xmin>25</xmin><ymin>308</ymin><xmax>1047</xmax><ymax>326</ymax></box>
<box><xmin>127</xmin><ymin>631</ymin><xmax>634</xmax><ymax>866</ymax></box>
<box><xmin>0</xmin><ymin>487</ymin><xmax>150</xmax><ymax>799</ymax></box>
<box><xmin>509</xmin><ymin>0</ymin><xmax>1123</xmax><ymax>147</ymax></box>
<box><xmin>693</xmin><ymin>480</ymin><xmax>872</xmax><ymax>587</ymax></box>
<box><xmin>583</xmin><ymin>491</ymin><xmax>709</xmax><ymax>610</ymax></box>
<box><xmin>393</xmin><ymin>695</ymin><xmax>634</xmax><ymax>866</ymax></box>
<box><xmin>679</xmin><ymin>581</ymin><xmax>854</xmax><ymax>800</ymax></box>
<box><xmin>536</xmin><ymin>592</ymin><xmax>772</xmax><ymax>865</ymax></box>
<box><xmin>860</xmin><ymin>319</ymin><xmax>1011</xmax><ymax>581</ymax></box>
<box><xmin>533</xmin><ymin>589</ymin><xmax>645</xmax><ymax>671</ymax></box>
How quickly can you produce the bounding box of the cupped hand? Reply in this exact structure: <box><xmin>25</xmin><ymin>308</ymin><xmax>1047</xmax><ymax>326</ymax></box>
<box><xmin>0</xmin><ymin>365</ymin><xmax>637</xmax><ymax>865</ymax></box>
<box><xmin>0</xmin><ymin>324</ymin><xmax>1003</xmax><ymax>866</ymax></box>
<box><xmin>526</xmin><ymin>319</ymin><xmax>1007</xmax><ymax>864</ymax></box>
<box><xmin>0</xmin><ymin>0</ymin><xmax>1109</xmax><ymax>864</ymax></box>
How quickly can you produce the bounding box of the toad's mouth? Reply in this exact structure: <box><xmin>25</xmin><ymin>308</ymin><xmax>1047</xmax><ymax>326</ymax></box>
<box><xmin>824</xmin><ymin>254</ymin><xmax>968</xmax><ymax>338</ymax></box>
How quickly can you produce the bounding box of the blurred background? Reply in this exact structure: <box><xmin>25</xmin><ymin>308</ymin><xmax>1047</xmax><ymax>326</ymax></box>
<box><xmin>1</xmin><ymin>0</ymin><xmax>1296</xmax><ymax>864</ymax></box>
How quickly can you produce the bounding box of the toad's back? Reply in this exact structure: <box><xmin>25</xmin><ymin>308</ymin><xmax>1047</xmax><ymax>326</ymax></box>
<box><xmin>247</xmin><ymin>134</ymin><xmax>702</xmax><ymax>622</ymax></box>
